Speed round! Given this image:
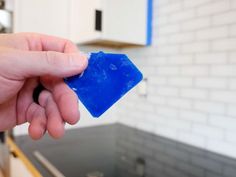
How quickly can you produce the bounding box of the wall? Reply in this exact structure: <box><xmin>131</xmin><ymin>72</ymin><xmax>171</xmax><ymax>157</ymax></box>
<box><xmin>117</xmin><ymin>0</ymin><xmax>236</xmax><ymax>158</ymax></box>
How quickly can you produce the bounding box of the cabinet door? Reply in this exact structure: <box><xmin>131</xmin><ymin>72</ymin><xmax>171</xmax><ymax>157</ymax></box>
<box><xmin>14</xmin><ymin>0</ymin><xmax>70</xmax><ymax>39</ymax></box>
<box><xmin>102</xmin><ymin>0</ymin><xmax>147</xmax><ymax>45</ymax></box>
<box><xmin>69</xmin><ymin>0</ymin><xmax>102</xmax><ymax>43</ymax></box>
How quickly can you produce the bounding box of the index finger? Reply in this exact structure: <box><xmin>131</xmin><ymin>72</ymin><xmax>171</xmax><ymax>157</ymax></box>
<box><xmin>23</xmin><ymin>33</ymin><xmax>79</xmax><ymax>53</ymax></box>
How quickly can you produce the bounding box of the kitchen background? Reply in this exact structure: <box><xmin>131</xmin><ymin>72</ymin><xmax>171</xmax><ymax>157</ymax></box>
<box><xmin>1</xmin><ymin>0</ymin><xmax>236</xmax><ymax>176</ymax></box>
<box><xmin>15</xmin><ymin>0</ymin><xmax>236</xmax><ymax>159</ymax></box>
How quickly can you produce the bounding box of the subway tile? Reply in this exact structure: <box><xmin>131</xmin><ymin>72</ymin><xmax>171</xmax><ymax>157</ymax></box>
<box><xmin>176</xmin><ymin>161</ymin><xmax>205</xmax><ymax>177</ymax></box>
<box><xmin>223</xmin><ymin>165</ymin><xmax>236</xmax><ymax>177</ymax></box>
<box><xmin>195</xmin><ymin>77</ymin><xmax>227</xmax><ymax>89</ymax></box>
<box><xmin>196</xmin><ymin>1</ymin><xmax>230</xmax><ymax>16</ymax></box>
<box><xmin>191</xmin><ymin>155</ymin><xmax>223</xmax><ymax>174</ymax></box>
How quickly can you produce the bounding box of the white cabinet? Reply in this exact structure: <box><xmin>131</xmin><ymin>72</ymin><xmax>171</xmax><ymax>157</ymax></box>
<box><xmin>14</xmin><ymin>0</ymin><xmax>70</xmax><ymax>39</ymax></box>
<box><xmin>69</xmin><ymin>0</ymin><xmax>102</xmax><ymax>44</ymax></box>
<box><xmin>13</xmin><ymin>0</ymin><xmax>152</xmax><ymax>46</ymax></box>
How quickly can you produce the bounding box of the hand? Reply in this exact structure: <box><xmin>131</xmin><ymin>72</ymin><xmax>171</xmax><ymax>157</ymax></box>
<box><xmin>0</xmin><ymin>33</ymin><xmax>88</xmax><ymax>139</ymax></box>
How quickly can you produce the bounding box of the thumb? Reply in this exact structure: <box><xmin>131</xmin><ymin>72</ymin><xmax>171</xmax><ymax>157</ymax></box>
<box><xmin>12</xmin><ymin>50</ymin><xmax>88</xmax><ymax>78</ymax></box>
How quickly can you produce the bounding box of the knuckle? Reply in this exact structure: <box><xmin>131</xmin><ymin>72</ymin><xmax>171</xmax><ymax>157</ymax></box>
<box><xmin>45</xmin><ymin>51</ymin><xmax>72</xmax><ymax>67</ymax></box>
<box><xmin>45</xmin><ymin>51</ymin><xmax>57</xmax><ymax>65</ymax></box>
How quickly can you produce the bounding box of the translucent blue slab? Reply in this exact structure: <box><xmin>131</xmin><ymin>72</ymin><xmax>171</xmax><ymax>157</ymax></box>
<box><xmin>64</xmin><ymin>51</ymin><xmax>143</xmax><ymax>117</ymax></box>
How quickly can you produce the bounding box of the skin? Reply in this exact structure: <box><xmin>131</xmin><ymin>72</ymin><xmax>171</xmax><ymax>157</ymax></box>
<box><xmin>0</xmin><ymin>33</ymin><xmax>88</xmax><ymax>140</ymax></box>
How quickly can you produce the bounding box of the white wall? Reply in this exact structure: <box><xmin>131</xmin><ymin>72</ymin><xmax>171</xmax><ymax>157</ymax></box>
<box><xmin>117</xmin><ymin>0</ymin><xmax>236</xmax><ymax>158</ymax></box>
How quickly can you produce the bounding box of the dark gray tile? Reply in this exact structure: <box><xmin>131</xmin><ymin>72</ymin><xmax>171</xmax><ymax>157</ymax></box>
<box><xmin>164</xmin><ymin>166</ymin><xmax>189</xmax><ymax>177</ymax></box>
<box><xmin>176</xmin><ymin>142</ymin><xmax>206</xmax><ymax>157</ymax></box>
<box><xmin>164</xmin><ymin>145</ymin><xmax>190</xmax><ymax>162</ymax></box>
<box><xmin>153</xmin><ymin>135</ymin><xmax>177</xmax><ymax>148</ymax></box>
<box><xmin>223</xmin><ymin>165</ymin><xmax>236</xmax><ymax>177</ymax></box>
<box><xmin>206</xmin><ymin>171</ymin><xmax>222</xmax><ymax>177</ymax></box>
<box><xmin>154</xmin><ymin>151</ymin><xmax>177</xmax><ymax>167</ymax></box>
<box><xmin>145</xmin><ymin>139</ymin><xmax>166</xmax><ymax>153</ymax></box>
<box><xmin>15</xmin><ymin>124</ymin><xmax>236</xmax><ymax>177</ymax></box>
<box><xmin>147</xmin><ymin>158</ymin><xmax>164</xmax><ymax>172</ymax></box>
<box><xmin>175</xmin><ymin>161</ymin><xmax>205</xmax><ymax>177</ymax></box>
<box><xmin>207</xmin><ymin>152</ymin><xmax>236</xmax><ymax>168</ymax></box>
<box><xmin>191</xmin><ymin>155</ymin><xmax>223</xmax><ymax>174</ymax></box>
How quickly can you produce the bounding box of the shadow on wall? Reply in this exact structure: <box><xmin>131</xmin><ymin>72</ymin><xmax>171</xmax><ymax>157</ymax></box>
<box><xmin>16</xmin><ymin>124</ymin><xmax>236</xmax><ymax>177</ymax></box>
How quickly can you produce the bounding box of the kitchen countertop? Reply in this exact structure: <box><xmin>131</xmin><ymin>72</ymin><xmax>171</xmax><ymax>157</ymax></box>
<box><xmin>15</xmin><ymin>124</ymin><xmax>236</xmax><ymax>177</ymax></box>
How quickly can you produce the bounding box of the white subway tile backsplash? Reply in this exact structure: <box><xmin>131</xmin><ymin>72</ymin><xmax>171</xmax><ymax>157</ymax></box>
<box><xmin>167</xmin><ymin>118</ymin><xmax>192</xmax><ymax>130</ymax></box>
<box><xmin>156</xmin><ymin>105</ymin><xmax>179</xmax><ymax>118</ymax></box>
<box><xmin>206</xmin><ymin>140</ymin><xmax>236</xmax><ymax>158</ymax></box>
<box><xmin>229</xmin><ymin>24</ymin><xmax>236</xmax><ymax>37</ymax></box>
<box><xmin>156</xmin><ymin>45</ymin><xmax>180</xmax><ymax>55</ymax></box>
<box><xmin>180</xmin><ymin>88</ymin><xmax>208</xmax><ymax>100</ymax></box>
<box><xmin>210</xmin><ymin>65</ymin><xmax>236</xmax><ymax>77</ymax></box>
<box><xmin>168</xmin><ymin>77</ymin><xmax>193</xmax><ymax>87</ymax></box>
<box><xmin>136</xmin><ymin>121</ymin><xmax>155</xmax><ymax>133</ymax></box>
<box><xmin>180</xmin><ymin>110</ymin><xmax>208</xmax><ymax>124</ymax></box>
<box><xmin>177</xmin><ymin>131</ymin><xmax>206</xmax><ymax>148</ymax></box>
<box><xmin>168</xmin><ymin>55</ymin><xmax>193</xmax><ymax>65</ymax></box>
<box><xmin>192</xmin><ymin>124</ymin><xmax>224</xmax><ymax>140</ymax></box>
<box><xmin>116</xmin><ymin>0</ymin><xmax>236</xmax><ymax>159</ymax></box>
<box><xmin>195</xmin><ymin>77</ymin><xmax>227</xmax><ymax>89</ymax></box>
<box><xmin>196</xmin><ymin>26</ymin><xmax>228</xmax><ymax>41</ymax></box>
<box><xmin>149</xmin><ymin>56</ymin><xmax>168</xmax><ymax>65</ymax></box>
<box><xmin>149</xmin><ymin>76</ymin><xmax>168</xmax><ymax>85</ymax></box>
<box><xmin>194</xmin><ymin>101</ymin><xmax>225</xmax><ymax>114</ymax></box>
<box><xmin>231</xmin><ymin>0</ymin><xmax>236</xmax><ymax>10</ymax></box>
<box><xmin>197</xmin><ymin>1</ymin><xmax>230</xmax><ymax>16</ymax></box>
<box><xmin>182</xmin><ymin>17</ymin><xmax>211</xmax><ymax>31</ymax></box>
<box><xmin>210</xmin><ymin>91</ymin><xmax>236</xmax><ymax>104</ymax></box>
<box><xmin>157</xmin><ymin>86</ymin><xmax>179</xmax><ymax>97</ymax></box>
<box><xmin>212</xmin><ymin>38</ymin><xmax>236</xmax><ymax>51</ymax></box>
<box><xmin>159</xmin><ymin>2</ymin><xmax>182</xmax><ymax>15</ymax></box>
<box><xmin>229</xmin><ymin>52</ymin><xmax>236</xmax><ymax>63</ymax></box>
<box><xmin>212</xmin><ymin>11</ymin><xmax>236</xmax><ymax>26</ymax></box>
<box><xmin>169</xmin><ymin>9</ymin><xmax>195</xmax><ymax>23</ymax></box>
<box><xmin>227</xmin><ymin>104</ymin><xmax>236</xmax><ymax>117</ymax></box>
<box><xmin>157</xmin><ymin>66</ymin><xmax>180</xmax><ymax>76</ymax></box>
<box><xmin>208</xmin><ymin>115</ymin><xmax>236</xmax><ymax>130</ymax></box>
<box><xmin>156</xmin><ymin>16</ymin><xmax>169</xmax><ymax>26</ymax></box>
<box><xmin>225</xmin><ymin>131</ymin><xmax>236</xmax><ymax>143</ymax></box>
<box><xmin>147</xmin><ymin>95</ymin><xmax>168</xmax><ymax>105</ymax></box>
<box><xmin>183</xmin><ymin>0</ymin><xmax>211</xmax><ymax>8</ymax></box>
<box><xmin>181</xmin><ymin>65</ymin><xmax>209</xmax><ymax>76</ymax></box>
<box><xmin>195</xmin><ymin>53</ymin><xmax>227</xmax><ymax>64</ymax></box>
<box><xmin>169</xmin><ymin>32</ymin><xmax>195</xmax><ymax>44</ymax></box>
<box><xmin>155</xmin><ymin>125</ymin><xmax>178</xmax><ymax>139</ymax></box>
<box><xmin>156</xmin><ymin>0</ymin><xmax>169</xmax><ymax>7</ymax></box>
<box><xmin>228</xmin><ymin>80</ymin><xmax>235</xmax><ymax>91</ymax></box>
<box><xmin>158</xmin><ymin>23</ymin><xmax>181</xmax><ymax>35</ymax></box>
<box><xmin>181</xmin><ymin>42</ymin><xmax>209</xmax><ymax>54</ymax></box>
<box><xmin>167</xmin><ymin>97</ymin><xmax>193</xmax><ymax>109</ymax></box>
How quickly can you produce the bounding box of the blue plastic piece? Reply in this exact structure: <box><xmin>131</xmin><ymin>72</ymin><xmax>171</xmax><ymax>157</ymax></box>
<box><xmin>64</xmin><ymin>51</ymin><xmax>143</xmax><ymax>117</ymax></box>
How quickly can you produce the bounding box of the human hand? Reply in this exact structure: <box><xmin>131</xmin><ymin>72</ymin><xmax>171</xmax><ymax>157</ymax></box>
<box><xmin>0</xmin><ymin>33</ymin><xmax>88</xmax><ymax>139</ymax></box>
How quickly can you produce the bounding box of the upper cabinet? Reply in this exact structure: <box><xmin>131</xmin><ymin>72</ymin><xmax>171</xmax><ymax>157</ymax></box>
<box><xmin>13</xmin><ymin>0</ymin><xmax>152</xmax><ymax>46</ymax></box>
<box><xmin>14</xmin><ymin>0</ymin><xmax>70</xmax><ymax>39</ymax></box>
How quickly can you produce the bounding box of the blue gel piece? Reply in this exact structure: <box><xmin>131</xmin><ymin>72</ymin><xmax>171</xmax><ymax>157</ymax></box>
<box><xmin>64</xmin><ymin>51</ymin><xmax>143</xmax><ymax>117</ymax></box>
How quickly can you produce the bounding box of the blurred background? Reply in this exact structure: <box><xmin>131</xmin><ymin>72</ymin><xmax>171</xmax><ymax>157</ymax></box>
<box><xmin>1</xmin><ymin>0</ymin><xmax>236</xmax><ymax>177</ymax></box>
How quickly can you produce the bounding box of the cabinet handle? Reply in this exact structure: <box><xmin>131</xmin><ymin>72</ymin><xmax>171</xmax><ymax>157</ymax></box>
<box><xmin>95</xmin><ymin>10</ymin><xmax>102</xmax><ymax>31</ymax></box>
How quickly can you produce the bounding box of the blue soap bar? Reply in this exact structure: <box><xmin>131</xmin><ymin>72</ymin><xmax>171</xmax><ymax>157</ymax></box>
<box><xmin>64</xmin><ymin>51</ymin><xmax>143</xmax><ymax>117</ymax></box>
